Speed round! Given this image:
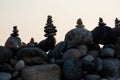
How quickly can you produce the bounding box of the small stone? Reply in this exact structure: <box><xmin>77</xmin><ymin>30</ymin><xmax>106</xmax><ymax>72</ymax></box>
<box><xmin>15</xmin><ymin>77</ymin><xmax>23</xmax><ymax>80</ymax></box>
<box><xmin>0</xmin><ymin>72</ymin><xmax>11</xmax><ymax>80</ymax></box>
<box><xmin>10</xmin><ymin>59</ymin><xmax>18</xmax><ymax>67</ymax></box>
<box><xmin>85</xmin><ymin>74</ymin><xmax>101</xmax><ymax>80</ymax></box>
<box><xmin>15</xmin><ymin>60</ymin><xmax>25</xmax><ymax>71</ymax></box>
<box><xmin>62</xmin><ymin>49</ymin><xmax>81</xmax><ymax>60</ymax></box>
<box><xmin>101</xmin><ymin>48</ymin><xmax>115</xmax><ymax>57</ymax></box>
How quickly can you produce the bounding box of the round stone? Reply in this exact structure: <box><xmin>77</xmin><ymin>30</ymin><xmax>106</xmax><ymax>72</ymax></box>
<box><xmin>62</xmin><ymin>49</ymin><xmax>82</xmax><ymax>60</ymax></box>
<box><xmin>0</xmin><ymin>72</ymin><xmax>11</xmax><ymax>80</ymax></box>
<box><xmin>15</xmin><ymin>60</ymin><xmax>25</xmax><ymax>71</ymax></box>
<box><xmin>101</xmin><ymin>48</ymin><xmax>115</xmax><ymax>57</ymax></box>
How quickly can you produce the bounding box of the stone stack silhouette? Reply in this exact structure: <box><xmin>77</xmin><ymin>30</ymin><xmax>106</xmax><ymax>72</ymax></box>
<box><xmin>0</xmin><ymin>16</ymin><xmax>120</xmax><ymax>80</ymax></box>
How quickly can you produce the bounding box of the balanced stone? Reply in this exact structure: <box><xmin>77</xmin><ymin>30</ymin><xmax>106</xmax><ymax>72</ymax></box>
<box><xmin>21</xmin><ymin>64</ymin><xmax>61</xmax><ymax>80</ymax></box>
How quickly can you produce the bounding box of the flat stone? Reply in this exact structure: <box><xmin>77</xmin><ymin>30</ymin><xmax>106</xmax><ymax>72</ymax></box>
<box><xmin>21</xmin><ymin>64</ymin><xmax>61</xmax><ymax>80</ymax></box>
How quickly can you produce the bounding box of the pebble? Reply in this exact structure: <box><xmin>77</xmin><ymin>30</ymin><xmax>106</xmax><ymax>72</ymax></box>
<box><xmin>0</xmin><ymin>72</ymin><xmax>11</xmax><ymax>80</ymax></box>
<box><xmin>15</xmin><ymin>60</ymin><xmax>25</xmax><ymax>71</ymax></box>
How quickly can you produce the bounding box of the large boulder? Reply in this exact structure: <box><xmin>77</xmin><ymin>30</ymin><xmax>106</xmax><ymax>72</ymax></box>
<box><xmin>16</xmin><ymin>47</ymin><xmax>48</xmax><ymax>65</ymax></box>
<box><xmin>21</xmin><ymin>64</ymin><xmax>61</xmax><ymax>80</ymax></box>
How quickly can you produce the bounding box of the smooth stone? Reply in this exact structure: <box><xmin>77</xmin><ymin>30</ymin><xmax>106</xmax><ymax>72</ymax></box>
<box><xmin>48</xmin><ymin>41</ymin><xmax>67</xmax><ymax>58</ymax></box>
<box><xmin>16</xmin><ymin>47</ymin><xmax>48</xmax><ymax>65</ymax></box>
<box><xmin>85</xmin><ymin>74</ymin><xmax>101</xmax><ymax>80</ymax></box>
<box><xmin>21</xmin><ymin>64</ymin><xmax>61</xmax><ymax>80</ymax></box>
<box><xmin>81</xmin><ymin>55</ymin><xmax>95</xmax><ymax>71</ymax></box>
<box><xmin>101</xmin><ymin>58</ymin><xmax>120</xmax><ymax>77</ymax></box>
<box><xmin>0</xmin><ymin>72</ymin><xmax>11</xmax><ymax>80</ymax></box>
<box><xmin>63</xmin><ymin>58</ymin><xmax>82</xmax><ymax>80</ymax></box>
<box><xmin>76</xmin><ymin>45</ymin><xmax>88</xmax><ymax>57</ymax></box>
<box><xmin>5</xmin><ymin>36</ymin><xmax>22</xmax><ymax>50</ymax></box>
<box><xmin>38</xmin><ymin>36</ymin><xmax>56</xmax><ymax>52</ymax></box>
<box><xmin>62</xmin><ymin>49</ymin><xmax>81</xmax><ymax>60</ymax></box>
<box><xmin>15</xmin><ymin>60</ymin><xmax>25</xmax><ymax>71</ymax></box>
<box><xmin>65</xmin><ymin>27</ymin><xmax>93</xmax><ymax>46</ymax></box>
<box><xmin>0</xmin><ymin>46</ymin><xmax>13</xmax><ymax>63</ymax></box>
<box><xmin>101</xmin><ymin>48</ymin><xmax>115</xmax><ymax>57</ymax></box>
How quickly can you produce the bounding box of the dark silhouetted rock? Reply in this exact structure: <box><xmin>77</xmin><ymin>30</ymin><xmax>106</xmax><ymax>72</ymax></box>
<box><xmin>92</xmin><ymin>18</ymin><xmax>116</xmax><ymax>45</ymax></box>
<box><xmin>63</xmin><ymin>58</ymin><xmax>82</xmax><ymax>80</ymax></box>
<box><xmin>65</xmin><ymin>18</ymin><xmax>93</xmax><ymax>46</ymax></box>
<box><xmin>5</xmin><ymin>26</ymin><xmax>23</xmax><ymax>51</ymax></box>
<box><xmin>0</xmin><ymin>46</ymin><xmax>13</xmax><ymax>64</ymax></box>
<box><xmin>38</xmin><ymin>36</ymin><xmax>56</xmax><ymax>52</ymax></box>
<box><xmin>48</xmin><ymin>41</ymin><xmax>67</xmax><ymax>58</ymax></box>
<box><xmin>16</xmin><ymin>46</ymin><xmax>48</xmax><ymax>65</ymax></box>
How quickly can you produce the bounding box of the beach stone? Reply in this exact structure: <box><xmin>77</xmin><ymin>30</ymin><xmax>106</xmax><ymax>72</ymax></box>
<box><xmin>38</xmin><ymin>36</ymin><xmax>56</xmax><ymax>52</ymax></box>
<box><xmin>21</xmin><ymin>64</ymin><xmax>61</xmax><ymax>80</ymax></box>
<box><xmin>101</xmin><ymin>58</ymin><xmax>120</xmax><ymax>77</ymax></box>
<box><xmin>76</xmin><ymin>45</ymin><xmax>88</xmax><ymax>57</ymax></box>
<box><xmin>62</xmin><ymin>49</ymin><xmax>81</xmax><ymax>60</ymax></box>
<box><xmin>16</xmin><ymin>47</ymin><xmax>47</xmax><ymax>65</ymax></box>
<box><xmin>85</xmin><ymin>74</ymin><xmax>101</xmax><ymax>80</ymax></box>
<box><xmin>65</xmin><ymin>27</ymin><xmax>93</xmax><ymax>46</ymax></box>
<box><xmin>15</xmin><ymin>77</ymin><xmax>23</xmax><ymax>80</ymax></box>
<box><xmin>10</xmin><ymin>59</ymin><xmax>18</xmax><ymax>67</ymax></box>
<box><xmin>0</xmin><ymin>72</ymin><xmax>11</xmax><ymax>80</ymax></box>
<box><xmin>48</xmin><ymin>41</ymin><xmax>66</xmax><ymax>58</ymax></box>
<box><xmin>63</xmin><ymin>58</ymin><xmax>82</xmax><ymax>80</ymax></box>
<box><xmin>0</xmin><ymin>63</ymin><xmax>14</xmax><ymax>72</ymax></box>
<box><xmin>0</xmin><ymin>46</ymin><xmax>13</xmax><ymax>63</ymax></box>
<box><xmin>12</xmin><ymin>71</ymin><xmax>19</xmax><ymax>78</ymax></box>
<box><xmin>101</xmin><ymin>48</ymin><xmax>115</xmax><ymax>57</ymax></box>
<box><xmin>15</xmin><ymin>60</ymin><xmax>25</xmax><ymax>71</ymax></box>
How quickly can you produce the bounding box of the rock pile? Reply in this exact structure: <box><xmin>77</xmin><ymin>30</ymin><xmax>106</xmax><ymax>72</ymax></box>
<box><xmin>0</xmin><ymin>16</ymin><xmax>120</xmax><ymax>80</ymax></box>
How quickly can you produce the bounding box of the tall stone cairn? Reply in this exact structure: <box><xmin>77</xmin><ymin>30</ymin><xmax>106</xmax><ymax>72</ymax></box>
<box><xmin>44</xmin><ymin>15</ymin><xmax>57</xmax><ymax>37</ymax></box>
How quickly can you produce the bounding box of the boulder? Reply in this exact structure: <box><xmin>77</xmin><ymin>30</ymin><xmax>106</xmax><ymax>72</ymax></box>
<box><xmin>21</xmin><ymin>64</ymin><xmax>61</xmax><ymax>80</ymax></box>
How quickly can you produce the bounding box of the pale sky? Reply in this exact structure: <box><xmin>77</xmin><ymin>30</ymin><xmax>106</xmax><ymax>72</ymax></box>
<box><xmin>0</xmin><ymin>0</ymin><xmax>120</xmax><ymax>45</ymax></box>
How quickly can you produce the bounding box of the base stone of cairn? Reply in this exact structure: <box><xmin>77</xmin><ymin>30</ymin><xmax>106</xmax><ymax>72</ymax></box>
<box><xmin>21</xmin><ymin>64</ymin><xmax>61</xmax><ymax>80</ymax></box>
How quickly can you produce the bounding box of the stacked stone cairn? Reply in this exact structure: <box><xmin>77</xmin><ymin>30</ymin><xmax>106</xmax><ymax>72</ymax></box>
<box><xmin>0</xmin><ymin>16</ymin><xmax>120</xmax><ymax>80</ymax></box>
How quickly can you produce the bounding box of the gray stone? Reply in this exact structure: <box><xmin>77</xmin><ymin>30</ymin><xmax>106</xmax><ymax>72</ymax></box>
<box><xmin>62</xmin><ymin>49</ymin><xmax>82</xmax><ymax>60</ymax></box>
<box><xmin>21</xmin><ymin>64</ymin><xmax>61</xmax><ymax>80</ymax></box>
<box><xmin>101</xmin><ymin>48</ymin><xmax>115</xmax><ymax>57</ymax></box>
<box><xmin>15</xmin><ymin>60</ymin><xmax>25</xmax><ymax>71</ymax></box>
<box><xmin>0</xmin><ymin>72</ymin><xmax>11</xmax><ymax>80</ymax></box>
<box><xmin>65</xmin><ymin>27</ymin><xmax>93</xmax><ymax>46</ymax></box>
